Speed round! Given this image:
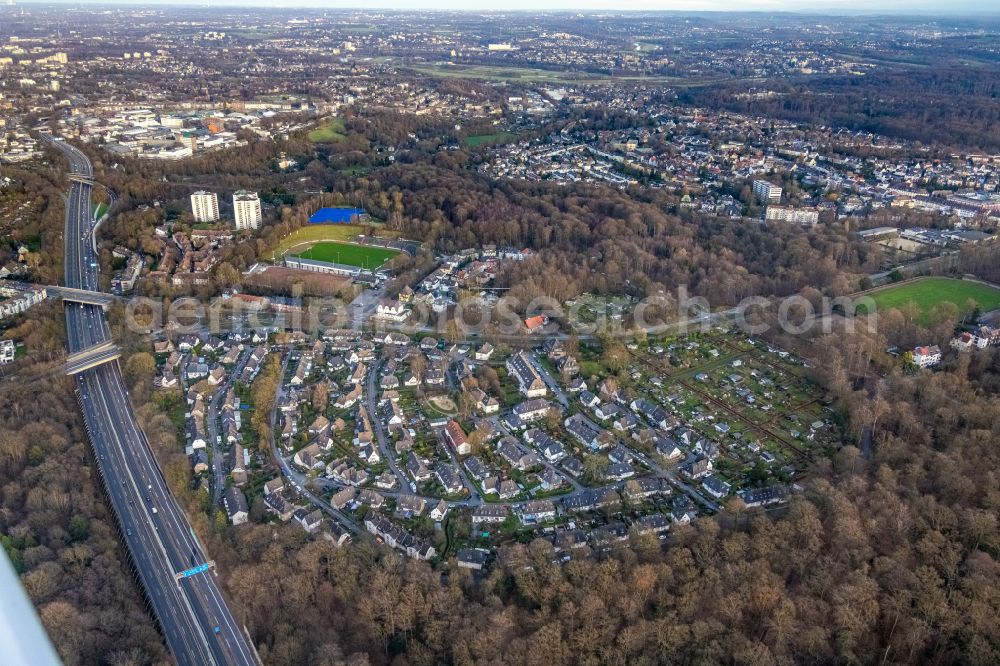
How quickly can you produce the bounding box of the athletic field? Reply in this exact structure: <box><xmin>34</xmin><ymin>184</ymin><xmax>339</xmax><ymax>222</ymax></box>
<box><xmin>293</xmin><ymin>241</ymin><xmax>399</xmax><ymax>269</ymax></box>
<box><xmin>268</xmin><ymin>224</ymin><xmax>401</xmax><ymax>260</ymax></box>
<box><xmin>865</xmin><ymin>277</ymin><xmax>1000</xmax><ymax>323</ymax></box>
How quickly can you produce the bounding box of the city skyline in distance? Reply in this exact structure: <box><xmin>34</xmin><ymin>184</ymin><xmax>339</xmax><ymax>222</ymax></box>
<box><xmin>10</xmin><ymin>0</ymin><xmax>1000</xmax><ymax>16</ymax></box>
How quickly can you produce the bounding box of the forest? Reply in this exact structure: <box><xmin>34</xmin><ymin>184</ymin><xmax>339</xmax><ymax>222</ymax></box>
<box><xmin>0</xmin><ymin>304</ymin><xmax>167</xmax><ymax>666</ymax></box>
<box><xmin>682</xmin><ymin>66</ymin><xmax>1000</xmax><ymax>153</ymax></box>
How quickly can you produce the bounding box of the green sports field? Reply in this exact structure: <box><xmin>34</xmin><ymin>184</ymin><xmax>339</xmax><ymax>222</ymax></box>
<box><xmin>864</xmin><ymin>277</ymin><xmax>1000</xmax><ymax>323</ymax></box>
<box><xmin>293</xmin><ymin>241</ymin><xmax>399</xmax><ymax>269</ymax></box>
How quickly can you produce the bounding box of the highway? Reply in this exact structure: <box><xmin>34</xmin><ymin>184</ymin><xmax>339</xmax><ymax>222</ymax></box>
<box><xmin>46</xmin><ymin>136</ymin><xmax>260</xmax><ymax>666</ymax></box>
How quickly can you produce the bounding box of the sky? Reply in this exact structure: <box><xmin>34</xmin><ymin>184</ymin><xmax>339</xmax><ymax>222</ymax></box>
<box><xmin>16</xmin><ymin>0</ymin><xmax>1000</xmax><ymax>14</ymax></box>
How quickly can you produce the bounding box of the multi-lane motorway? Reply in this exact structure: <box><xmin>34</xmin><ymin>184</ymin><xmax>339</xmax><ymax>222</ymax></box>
<box><xmin>47</xmin><ymin>136</ymin><xmax>260</xmax><ymax>666</ymax></box>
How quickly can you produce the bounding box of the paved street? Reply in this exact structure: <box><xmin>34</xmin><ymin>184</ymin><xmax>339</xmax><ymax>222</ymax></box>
<box><xmin>207</xmin><ymin>348</ymin><xmax>253</xmax><ymax>506</ymax></box>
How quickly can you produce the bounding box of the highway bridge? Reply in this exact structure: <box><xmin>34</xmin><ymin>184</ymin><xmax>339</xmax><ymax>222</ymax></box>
<box><xmin>44</xmin><ymin>135</ymin><xmax>260</xmax><ymax>666</ymax></box>
<box><xmin>48</xmin><ymin>285</ymin><xmax>119</xmax><ymax>308</ymax></box>
<box><xmin>64</xmin><ymin>339</ymin><xmax>121</xmax><ymax>375</ymax></box>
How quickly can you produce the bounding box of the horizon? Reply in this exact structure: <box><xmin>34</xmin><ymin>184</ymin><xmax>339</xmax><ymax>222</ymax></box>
<box><xmin>10</xmin><ymin>1</ymin><xmax>1000</xmax><ymax>17</ymax></box>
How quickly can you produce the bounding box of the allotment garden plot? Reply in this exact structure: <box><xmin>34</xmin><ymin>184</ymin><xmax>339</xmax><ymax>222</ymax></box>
<box><xmin>622</xmin><ymin>331</ymin><xmax>842</xmax><ymax>486</ymax></box>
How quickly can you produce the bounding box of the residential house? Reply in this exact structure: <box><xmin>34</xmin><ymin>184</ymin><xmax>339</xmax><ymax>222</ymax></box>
<box><xmin>579</xmin><ymin>390</ymin><xmax>601</xmax><ymax>409</ymax></box>
<box><xmin>406</xmin><ymin>452</ymin><xmax>432</xmax><ymax>482</ymax></box>
<box><xmin>517</xmin><ymin>499</ymin><xmax>556</xmax><ymax>524</ymax></box>
<box><xmin>357</xmin><ymin>445</ymin><xmax>381</xmax><ymax>465</ymax></box>
<box><xmin>263</xmin><ymin>492</ymin><xmax>295</xmax><ymax>522</ymax></box>
<box><xmin>191</xmin><ymin>449</ymin><xmax>209</xmax><ymax>474</ymax></box>
<box><xmin>456</xmin><ymin>548</ymin><xmax>489</xmax><ymax>571</ymax></box>
<box><xmin>553</xmin><ymin>528</ymin><xmax>589</xmax><ymax>552</ymax></box>
<box><xmin>513</xmin><ymin>398</ymin><xmax>552</xmax><ymax>423</ymax></box>
<box><xmin>470</xmin><ymin>388</ymin><xmax>500</xmax><ymax>414</ymax></box>
<box><xmin>702</xmin><ymin>474</ymin><xmax>732</xmax><ymax>499</ymax></box>
<box><xmin>563</xmin><ymin>489</ymin><xmax>620</xmax><ymax>513</ymax></box>
<box><xmin>681</xmin><ymin>456</ymin><xmax>713</xmax><ymax>479</ymax></box>
<box><xmin>591</xmin><ymin>522</ymin><xmax>630</xmax><ymax>548</ymax></box>
<box><xmin>624</xmin><ymin>476</ymin><xmax>671</xmax><ymax>500</ymax></box>
<box><xmin>472</xmin><ymin>504</ymin><xmax>509</xmax><ymax>525</ymax></box>
<box><xmin>357</xmin><ymin>489</ymin><xmax>385</xmax><ymax>509</ymax></box>
<box><xmin>444</xmin><ymin>420</ymin><xmax>471</xmax><ymax>455</ymax></box>
<box><xmin>364</xmin><ymin>514</ymin><xmax>435</xmax><ymax>561</ymax></box>
<box><xmin>604</xmin><ymin>462</ymin><xmax>635</xmax><ymax>481</ymax></box>
<box><xmin>322</xmin><ymin>520</ymin><xmax>352</xmax><ymax>548</ymax></box>
<box><xmin>376</xmin><ymin>299</ymin><xmax>409</xmax><ymax>323</ymax></box>
<box><xmin>594</xmin><ymin>402</ymin><xmax>621</xmax><ymax>421</ymax></box>
<box><xmin>208</xmin><ymin>366</ymin><xmax>227</xmax><ymax>385</ymax></box>
<box><xmin>556</xmin><ymin>356</ymin><xmax>579</xmax><ymax>376</ymax></box>
<box><xmin>327</xmin><ymin>461</ymin><xmax>369</xmax><ymax>487</ymax></box>
<box><xmin>497</xmin><ymin>437</ymin><xmax>540</xmax><ymax>471</ymax></box>
<box><xmin>429</xmin><ymin>500</ymin><xmax>449</xmax><ymax>522</ymax></box>
<box><xmin>295</xmin><ymin>508</ymin><xmax>324</xmax><ymax>533</ymax></box>
<box><xmin>912</xmin><ymin>345</ymin><xmax>942</xmax><ymax>368</ymax></box>
<box><xmin>634</xmin><ymin>513</ymin><xmax>671</xmax><ymax>538</ymax></box>
<box><xmin>524</xmin><ymin>315</ymin><xmax>547</xmax><ymax>333</ymax></box>
<box><xmin>308</xmin><ymin>415</ymin><xmax>330</xmax><ymax>438</ymax></box>
<box><xmin>435</xmin><ymin>464</ymin><xmax>465</xmax><ymax>494</ymax></box>
<box><xmin>525</xmin><ymin>429</ymin><xmax>566</xmax><ymax>462</ymax></box>
<box><xmin>671</xmin><ymin>497</ymin><xmax>698</xmax><ymax>524</ymax></box>
<box><xmin>655</xmin><ymin>437</ymin><xmax>684</xmax><ymax>461</ymax></box>
<box><xmin>561</xmin><ymin>456</ymin><xmax>585</xmax><ymax>478</ymax></box>
<box><xmin>565</xmin><ymin>413</ymin><xmax>605</xmax><ymax>451</ymax></box>
<box><xmin>293</xmin><ymin>443</ymin><xmax>324</xmax><ymax>471</ymax></box>
<box><xmin>539</xmin><ymin>467</ymin><xmax>564</xmax><ymax>491</ymax></box>
<box><xmin>331</xmin><ymin>487</ymin><xmax>359</xmax><ymax>510</ymax></box>
<box><xmin>737</xmin><ymin>485</ymin><xmax>789</xmax><ymax>507</ymax></box>
<box><xmin>464</xmin><ymin>456</ymin><xmax>488</xmax><ymax>481</ymax></box>
<box><xmin>335</xmin><ymin>383</ymin><xmax>363</xmax><ymax>409</ymax></box>
<box><xmin>506</xmin><ymin>351</ymin><xmax>547</xmax><ymax>398</ymax></box>
<box><xmin>608</xmin><ymin>444</ymin><xmax>634</xmax><ymax>465</ymax></box>
<box><xmin>395</xmin><ymin>494</ymin><xmax>427</xmax><ymax>518</ymax></box>
<box><xmin>498</xmin><ymin>479</ymin><xmax>520</xmax><ymax>499</ymax></box>
<box><xmin>223</xmin><ymin>487</ymin><xmax>249</xmax><ymax>526</ymax></box>
<box><xmin>374</xmin><ymin>471</ymin><xmax>400</xmax><ymax>490</ymax></box>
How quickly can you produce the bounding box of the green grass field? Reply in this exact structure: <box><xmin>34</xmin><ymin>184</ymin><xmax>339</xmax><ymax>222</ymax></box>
<box><xmin>307</xmin><ymin>118</ymin><xmax>346</xmax><ymax>143</ymax></box>
<box><xmin>294</xmin><ymin>241</ymin><xmax>399</xmax><ymax>269</ymax></box>
<box><xmin>865</xmin><ymin>277</ymin><xmax>1000</xmax><ymax>323</ymax></box>
<box><xmin>463</xmin><ymin>132</ymin><xmax>518</xmax><ymax>148</ymax></box>
<box><xmin>268</xmin><ymin>224</ymin><xmax>401</xmax><ymax>260</ymax></box>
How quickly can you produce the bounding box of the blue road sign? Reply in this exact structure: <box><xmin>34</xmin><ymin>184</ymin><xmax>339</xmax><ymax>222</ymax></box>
<box><xmin>179</xmin><ymin>563</ymin><xmax>210</xmax><ymax>579</ymax></box>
